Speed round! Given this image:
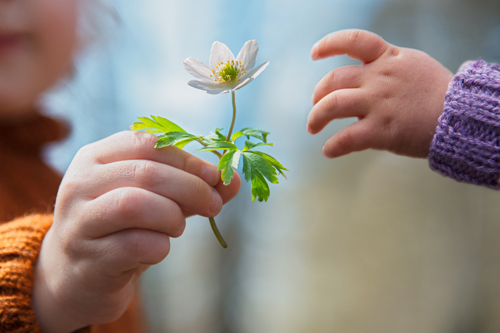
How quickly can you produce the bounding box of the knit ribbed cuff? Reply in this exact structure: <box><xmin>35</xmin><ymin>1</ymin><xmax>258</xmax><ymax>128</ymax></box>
<box><xmin>0</xmin><ymin>214</ymin><xmax>53</xmax><ymax>333</ymax></box>
<box><xmin>428</xmin><ymin>60</ymin><xmax>500</xmax><ymax>189</ymax></box>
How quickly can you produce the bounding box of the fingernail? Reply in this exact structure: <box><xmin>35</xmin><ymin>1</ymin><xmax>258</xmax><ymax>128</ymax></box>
<box><xmin>311</xmin><ymin>41</ymin><xmax>320</xmax><ymax>60</ymax></box>
<box><xmin>201</xmin><ymin>164</ymin><xmax>219</xmax><ymax>185</ymax></box>
<box><xmin>209</xmin><ymin>189</ymin><xmax>222</xmax><ymax>214</ymax></box>
<box><xmin>311</xmin><ymin>47</ymin><xmax>318</xmax><ymax>60</ymax></box>
<box><xmin>322</xmin><ymin>146</ymin><xmax>330</xmax><ymax>158</ymax></box>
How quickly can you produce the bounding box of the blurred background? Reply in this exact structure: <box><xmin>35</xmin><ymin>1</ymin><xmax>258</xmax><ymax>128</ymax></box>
<box><xmin>42</xmin><ymin>0</ymin><xmax>500</xmax><ymax>332</ymax></box>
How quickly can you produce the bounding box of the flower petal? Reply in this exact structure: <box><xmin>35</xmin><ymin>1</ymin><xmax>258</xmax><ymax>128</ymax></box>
<box><xmin>209</xmin><ymin>41</ymin><xmax>235</xmax><ymax>69</ymax></box>
<box><xmin>183</xmin><ymin>57</ymin><xmax>214</xmax><ymax>83</ymax></box>
<box><xmin>238</xmin><ymin>61</ymin><xmax>269</xmax><ymax>82</ymax></box>
<box><xmin>187</xmin><ymin>80</ymin><xmax>230</xmax><ymax>95</ymax></box>
<box><xmin>236</xmin><ymin>40</ymin><xmax>259</xmax><ymax>70</ymax></box>
<box><xmin>233</xmin><ymin>77</ymin><xmax>254</xmax><ymax>91</ymax></box>
<box><xmin>233</xmin><ymin>61</ymin><xmax>269</xmax><ymax>91</ymax></box>
<box><xmin>207</xmin><ymin>88</ymin><xmax>230</xmax><ymax>95</ymax></box>
<box><xmin>247</xmin><ymin>61</ymin><xmax>269</xmax><ymax>79</ymax></box>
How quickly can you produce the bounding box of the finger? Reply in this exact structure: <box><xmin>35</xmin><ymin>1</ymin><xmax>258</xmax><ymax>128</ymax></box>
<box><xmin>311</xmin><ymin>29</ymin><xmax>389</xmax><ymax>63</ymax></box>
<box><xmin>82</xmin><ymin>187</ymin><xmax>186</xmax><ymax>239</ymax></box>
<box><xmin>91</xmin><ymin>160</ymin><xmax>222</xmax><ymax>217</ymax></box>
<box><xmin>78</xmin><ymin>131</ymin><xmax>219</xmax><ymax>186</ymax></box>
<box><xmin>322</xmin><ymin>120</ymin><xmax>377</xmax><ymax>158</ymax></box>
<box><xmin>216</xmin><ymin>171</ymin><xmax>241</xmax><ymax>204</ymax></box>
<box><xmin>312</xmin><ymin>65</ymin><xmax>363</xmax><ymax>105</ymax></box>
<box><xmin>182</xmin><ymin>172</ymin><xmax>242</xmax><ymax>218</ymax></box>
<box><xmin>307</xmin><ymin>88</ymin><xmax>368</xmax><ymax>134</ymax></box>
<box><xmin>95</xmin><ymin>229</ymin><xmax>171</xmax><ymax>276</ymax></box>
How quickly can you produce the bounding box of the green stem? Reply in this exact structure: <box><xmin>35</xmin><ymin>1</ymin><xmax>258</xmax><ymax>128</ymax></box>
<box><xmin>197</xmin><ymin>139</ymin><xmax>222</xmax><ymax>158</ymax></box>
<box><xmin>226</xmin><ymin>91</ymin><xmax>237</xmax><ymax>143</ymax></box>
<box><xmin>208</xmin><ymin>91</ymin><xmax>237</xmax><ymax>248</ymax></box>
<box><xmin>209</xmin><ymin>217</ymin><xmax>227</xmax><ymax>248</ymax></box>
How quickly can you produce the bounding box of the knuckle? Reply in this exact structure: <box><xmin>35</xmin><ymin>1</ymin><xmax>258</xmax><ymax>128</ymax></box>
<box><xmin>59</xmin><ymin>172</ymin><xmax>86</xmax><ymax>199</ymax></box>
<box><xmin>345</xmin><ymin>30</ymin><xmax>362</xmax><ymax>47</ymax></box>
<box><xmin>115</xmin><ymin>188</ymin><xmax>144</xmax><ymax>219</ymax></box>
<box><xmin>56</xmin><ymin>222</ymin><xmax>86</xmax><ymax>262</ymax></box>
<box><xmin>194</xmin><ymin>180</ymin><xmax>212</xmax><ymax>213</ymax></box>
<box><xmin>132</xmin><ymin>160</ymin><xmax>159</xmax><ymax>186</ymax></box>
<box><xmin>380</xmin><ymin>113</ymin><xmax>393</xmax><ymax>129</ymax></box>
<box><xmin>179</xmin><ymin>152</ymin><xmax>192</xmax><ymax>172</ymax></box>
<box><xmin>337</xmin><ymin>130</ymin><xmax>355</xmax><ymax>152</ymax></box>
<box><xmin>171</xmin><ymin>217</ymin><xmax>187</xmax><ymax>238</ymax></box>
<box><xmin>75</xmin><ymin>143</ymin><xmax>97</xmax><ymax>162</ymax></box>
<box><xmin>327</xmin><ymin>69</ymin><xmax>336</xmax><ymax>85</ymax></box>
<box><xmin>76</xmin><ymin>141</ymin><xmax>109</xmax><ymax>165</ymax></box>
<box><xmin>380</xmin><ymin>115</ymin><xmax>395</xmax><ymax>150</ymax></box>
<box><xmin>318</xmin><ymin>36</ymin><xmax>328</xmax><ymax>52</ymax></box>
<box><xmin>387</xmin><ymin>45</ymin><xmax>400</xmax><ymax>57</ymax></box>
<box><xmin>75</xmin><ymin>144</ymin><xmax>89</xmax><ymax>158</ymax></box>
<box><xmin>59</xmin><ymin>229</ymin><xmax>78</xmax><ymax>258</ymax></box>
<box><xmin>133</xmin><ymin>131</ymin><xmax>157</xmax><ymax>152</ymax></box>
<box><xmin>326</xmin><ymin>92</ymin><xmax>339</xmax><ymax>112</ymax></box>
<box><xmin>194</xmin><ymin>179</ymin><xmax>208</xmax><ymax>201</ymax></box>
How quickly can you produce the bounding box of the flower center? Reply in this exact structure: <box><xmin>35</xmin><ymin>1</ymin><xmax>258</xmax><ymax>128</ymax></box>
<box><xmin>211</xmin><ymin>60</ymin><xmax>246</xmax><ymax>85</ymax></box>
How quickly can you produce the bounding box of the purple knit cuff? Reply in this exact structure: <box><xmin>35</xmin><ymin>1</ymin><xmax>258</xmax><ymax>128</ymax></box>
<box><xmin>428</xmin><ymin>60</ymin><xmax>500</xmax><ymax>189</ymax></box>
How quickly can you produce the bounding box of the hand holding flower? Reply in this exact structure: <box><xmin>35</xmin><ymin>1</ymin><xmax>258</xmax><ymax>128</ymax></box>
<box><xmin>32</xmin><ymin>131</ymin><xmax>240</xmax><ymax>332</ymax></box>
<box><xmin>131</xmin><ymin>40</ymin><xmax>286</xmax><ymax>248</ymax></box>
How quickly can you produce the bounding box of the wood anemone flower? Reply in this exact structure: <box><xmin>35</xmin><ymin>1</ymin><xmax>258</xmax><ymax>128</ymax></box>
<box><xmin>183</xmin><ymin>40</ymin><xmax>269</xmax><ymax>95</ymax></box>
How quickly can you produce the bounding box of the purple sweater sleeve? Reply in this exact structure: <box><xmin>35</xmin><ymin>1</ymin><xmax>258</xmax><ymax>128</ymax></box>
<box><xmin>428</xmin><ymin>60</ymin><xmax>500</xmax><ymax>189</ymax></box>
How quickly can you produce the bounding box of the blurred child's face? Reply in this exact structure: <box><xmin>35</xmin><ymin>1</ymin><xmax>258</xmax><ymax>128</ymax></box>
<box><xmin>0</xmin><ymin>0</ymin><xmax>77</xmax><ymax>120</ymax></box>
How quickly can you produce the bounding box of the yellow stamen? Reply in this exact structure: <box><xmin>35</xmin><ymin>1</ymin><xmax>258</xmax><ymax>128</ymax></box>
<box><xmin>211</xmin><ymin>59</ymin><xmax>246</xmax><ymax>84</ymax></box>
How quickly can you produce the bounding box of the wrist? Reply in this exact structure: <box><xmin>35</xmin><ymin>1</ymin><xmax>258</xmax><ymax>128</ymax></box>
<box><xmin>32</xmin><ymin>229</ymin><xmax>88</xmax><ymax>333</ymax></box>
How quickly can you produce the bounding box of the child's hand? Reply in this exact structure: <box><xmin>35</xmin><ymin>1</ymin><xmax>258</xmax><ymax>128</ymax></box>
<box><xmin>32</xmin><ymin>131</ymin><xmax>240</xmax><ymax>333</ymax></box>
<box><xmin>308</xmin><ymin>29</ymin><xmax>454</xmax><ymax>158</ymax></box>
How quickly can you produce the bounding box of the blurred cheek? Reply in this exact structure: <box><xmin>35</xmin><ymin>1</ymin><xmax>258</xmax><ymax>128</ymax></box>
<box><xmin>0</xmin><ymin>0</ymin><xmax>78</xmax><ymax>118</ymax></box>
<box><xmin>38</xmin><ymin>0</ymin><xmax>78</xmax><ymax>82</ymax></box>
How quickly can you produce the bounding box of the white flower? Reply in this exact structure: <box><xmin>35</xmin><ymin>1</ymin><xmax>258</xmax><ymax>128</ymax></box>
<box><xmin>183</xmin><ymin>40</ymin><xmax>269</xmax><ymax>95</ymax></box>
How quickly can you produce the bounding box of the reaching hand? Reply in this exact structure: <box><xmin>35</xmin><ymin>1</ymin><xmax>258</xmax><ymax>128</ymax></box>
<box><xmin>308</xmin><ymin>29</ymin><xmax>454</xmax><ymax>158</ymax></box>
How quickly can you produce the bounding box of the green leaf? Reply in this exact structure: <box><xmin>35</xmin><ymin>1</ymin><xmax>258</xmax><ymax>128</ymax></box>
<box><xmin>245</xmin><ymin>151</ymin><xmax>288</xmax><ymax>179</ymax></box>
<box><xmin>151</xmin><ymin>116</ymin><xmax>186</xmax><ymax>133</ymax></box>
<box><xmin>218</xmin><ymin>150</ymin><xmax>241</xmax><ymax>185</ymax></box>
<box><xmin>242</xmin><ymin>140</ymin><xmax>273</xmax><ymax>152</ymax></box>
<box><xmin>251</xmin><ymin>172</ymin><xmax>270</xmax><ymax>203</ymax></box>
<box><xmin>195</xmin><ymin>141</ymin><xmax>238</xmax><ymax>152</ymax></box>
<box><xmin>243</xmin><ymin>152</ymin><xmax>279</xmax><ymax>184</ymax></box>
<box><xmin>231</xmin><ymin>151</ymin><xmax>241</xmax><ymax>169</ymax></box>
<box><xmin>242</xmin><ymin>152</ymin><xmax>281</xmax><ymax>202</ymax></box>
<box><xmin>232</xmin><ymin>128</ymin><xmax>270</xmax><ymax>143</ymax></box>
<box><xmin>215</xmin><ymin>128</ymin><xmax>227</xmax><ymax>141</ymax></box>
<box><xmin>201</xmin><ymin>129</ymin><xmax>228</xmax><ymax>145</ymax></box>
<box><xmin>130</xmin><ymin>116</ymin><xmax>186</xmax><ymax>133</ymax></box>
<box><xmin>242</xmin><ymin>153</ymin><xmax>271</xmax><ymax>202</ymax></box>
<box><xmin>155</xmin><ymin>132</ymin><xmax>199</xmax><ymax>149</ymax></box>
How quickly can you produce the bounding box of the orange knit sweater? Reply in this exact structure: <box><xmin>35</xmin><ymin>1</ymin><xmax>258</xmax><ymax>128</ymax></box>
<box><xmin>0</xmin><ymin>114</ymin><xmax>145</xmax><ymax>332</ymax></box>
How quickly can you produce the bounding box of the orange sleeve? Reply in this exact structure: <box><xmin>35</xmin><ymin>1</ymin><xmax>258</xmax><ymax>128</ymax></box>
<box><xmin>0</xmin><ymin>214</ymin><xmax>140</xmax><ymax>333</ymax></box>
<box><xmin>0</xmin><ymin>214</ymin><xmax>52</xmax><ymax>332</ymax></box>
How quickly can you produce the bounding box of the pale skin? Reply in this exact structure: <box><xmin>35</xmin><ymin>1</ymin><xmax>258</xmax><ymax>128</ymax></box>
<box><xmin>307</xmin><ymin>29</ymin><xmax>455</xmax><ymax>159</ymax></box>
<box><xmin>34</xmin><ymin>133</ymin><xmax>241</xmax><ymax>332</ymax></box>
<box><xmin>0</xmin><ymin>1</ymin><xmax>240</xmax><ymax>332</ymax></box>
